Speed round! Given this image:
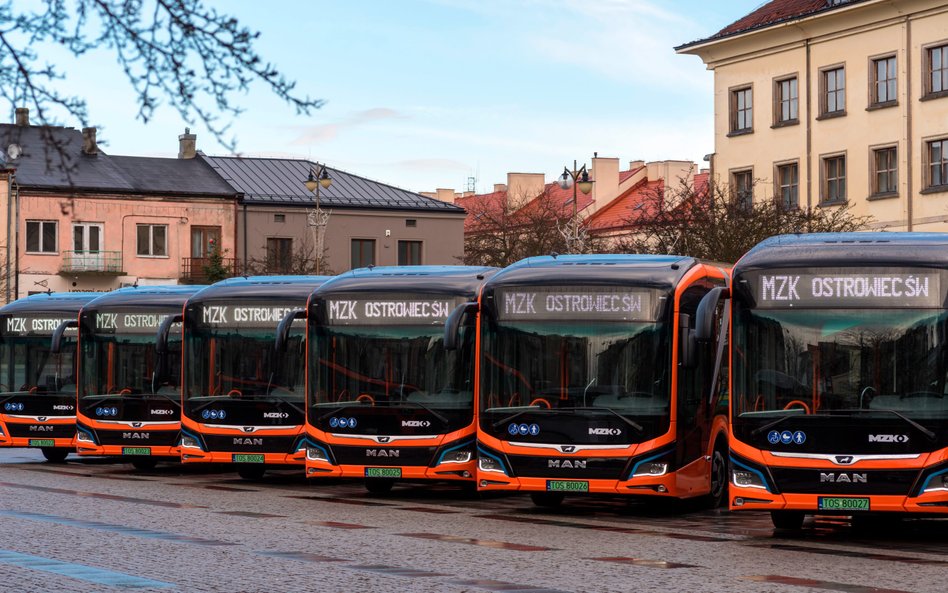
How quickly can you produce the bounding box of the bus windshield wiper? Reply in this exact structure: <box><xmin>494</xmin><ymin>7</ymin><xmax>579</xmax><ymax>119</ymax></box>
<box><xmin>749</xmin><ymin>409</ymin><xmax>806</xmax><ymax>437</ymax></box>
<box><xmin>387</xmin><ymin>400</ymin><xmax>450</xmax><ymax>426</ymax></box>
<box><xmin>833</xmin><ymin>408</ymin><xmax>937</xmax><ymax>442</ymax></box>
<box><xmin>558</xmin><ymin>407</ymin><xmax>644</xmax><ymax>434</ymax></box>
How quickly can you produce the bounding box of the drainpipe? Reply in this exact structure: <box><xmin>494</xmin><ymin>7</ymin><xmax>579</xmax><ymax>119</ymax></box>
<box><xmin>241</xmin><ymin>196</ymin><xmax>248</xmax><ymax>275</ymax></box>
<box><xmin>905</xmin><ymin>17</ymin><xmax>913</xmax><ymax>231</ymax></box>
<box><xmin>8</xmin><ymin>176</ymin><xmax>17</xmax><ymax>302</ymax></box>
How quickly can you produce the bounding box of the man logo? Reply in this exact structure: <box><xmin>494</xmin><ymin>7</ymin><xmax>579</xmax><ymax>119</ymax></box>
<box><xmin>29</xmin><ymin>425</ymin><xmax>53</xmax><ymax>432</ymax></box>
<box><xmin>132</xmin><ymin>422</ymin><xmax>144</xmax><ymax>428</ymax></box>
<box><xmin>233</xmin><ymin>437</ymin><xmax>263</xmax><ymax>446</ymax></box>
<box><xmin>122</xmin><ymin>432</ymin><xmax>150</xmax><ymax>440</ymax></box>
<box><xmin>834</xmin><ymin>455</ymin><xmax>855</xmax><ymax>465</ymax></box>
<box><xmin>868</xmin><ymin>434</ymin><xmax>909</xmax><ymax>443</ymax></box>
<box><xmin>377</xmin><ymin>437</ymin><xmax>392</xmax><ymax>444</ymax></box>
<box><xmin>548</xmin><ymin>459</ymin><xmax>586</xmax><ymax>469</ymax></box>
<box><xmin>366</xmin><ymin>449</ymin><xmax>399</xmax><ymax>458</ymax></box>
<box><xmin>560</xmin><ymin>445</ymin><xmax>576</xmax><ymax>453</ymax></box>
<box><xmin>820</xmin><ymin>472</ymin><xmax>867</xmax><ymax>483</ymax></box>
<box><xmin>242</xmin><ymin>427</ymin><xmax>256</xmax><ymax>433</ymax></box>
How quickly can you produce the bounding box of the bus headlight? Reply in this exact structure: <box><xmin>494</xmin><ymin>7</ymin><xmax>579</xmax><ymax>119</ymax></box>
<box><xmin>633</xmin><ymin>462</ymin><xmax>668</xmax><ymax>477</ymax></box>
<box><xmin>306</xmin><ymin>446</ymin><xmax>329</xmax><ymax>462</ymax></box>
<box><xmin>478</xmin><ymin>455</ymin><xmax>507</xmax><ymax>474</ymax></box>
<box><xmin>180</xmin><ymin>434</ymin><xmax>203</xmax><ymax>450</ymax></box>
<box><xmin>0</xmin><ymin>424</ymin><xmax>5</xmax><ymax>436</ymax></box>
<box><xmin>922</xmin><ymin>473</ymin><xmax>948</xmax><ymax>493</ymax></box>
<box><xmin>76</xmin><ymin>430</ymin><xmax>94</xmax><ymax>443</ymax></box>
<box><xmin>732</xmin><ymin>469</ymin><xmax>768</xmax><ymax>490</ymax></box>
<box><xmin>441</xmin><ymin>449</ymin><xmax>472</xmax><ymax>464</ymax></box>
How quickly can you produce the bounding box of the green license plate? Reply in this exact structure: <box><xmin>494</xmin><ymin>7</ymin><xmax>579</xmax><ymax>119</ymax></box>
<box><xmin>818</xmin><ymin>497</ymin><xmax>870</xmax><ymax>511</ymax></box>
<box><xmin>365</xmin><ymin>467</ymin><xmax>401</xmax><ymax>478</ymax></box>
<box><xmin>122</xmin><ymin>447</ymin><xmax>151</xmax><ymax>456</ymax></box>
<box><xmin>232</xmin><ymin>454</ymin><xmax>265</xmax><ymax>463</ymax></box>
<box><xmin>547</xmin><ymin>480</ymin><xmax>589</xmax><ymax>492</ymax></box>
<box><xmin>28</xmin><ymin>439</ymin><xmax>55</xmax><ymax>447</ymax></box>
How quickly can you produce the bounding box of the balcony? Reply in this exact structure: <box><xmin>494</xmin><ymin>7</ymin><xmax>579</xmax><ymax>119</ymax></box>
<box><xmin>59</xmin><ymin>250</ymin><xmax>125</xmax><ymax>275</ymax></box>
<box><xmin>180</xmin><ymin>257</ymin><xmax>241</xmax><ymax>284</ymax></box>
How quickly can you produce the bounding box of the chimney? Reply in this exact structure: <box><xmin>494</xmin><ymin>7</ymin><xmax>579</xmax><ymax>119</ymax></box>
<box><xmin>178</xmin><ymin>127</ymin><xmax>197</xmax><ymax>159</ymax></box>
<box><xmin>590</xmin><ymin>156</ymin><xmax>620</xmax><ymax>214</ymax></box>
<box><xmin>81</xmin><ymin>127</ymin><xmax>98</xmax><ymax>156</ymax></box>
<box><xmin>629</xmin><ymin>160</ymin><xmax>645</xmax><ymax>170</ymax></box>
<box><xmin>14</xmin><ymin>108</ymin><xmax>29</xmax><ymax>126</ymax></box>
<box><xmin>646</xmin><ymin>160</ymin><xmax>697</xmax><ymax>186</ymax></box>
<box><xmin>435</xmin><ymin>188</ymin><xmax>457</xmax><ymax>203</ymax></box>
<box><xmin>493</xmin><ymin>183</ymin><xmax>507</xmax><ymax>193</ymax></box>
<box><xmin>506</xmin><ymin>172</ymin><xmax>545</xmax><ymax>205</ymax></box>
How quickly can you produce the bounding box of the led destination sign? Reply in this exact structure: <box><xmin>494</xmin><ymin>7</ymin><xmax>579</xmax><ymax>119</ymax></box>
<box><xmin>94</xmin><ymin>311</ymin><xmax>176</xmax><ymax>334</ymax></box>
<box><xmin>326</xmin><ymin>296</ymin><xmax>462</xmax><ymax>326</ymax></box>
<box><xmin>1</xmin><ymin>315</ymin><xmax>78</xmax><ymax>337</ymax></box>
<box><xmin>195</xmin><ymin>303</ymin><xmax>300</xmax><ymax>329</ymax></box>
<box><xmin>495</xmin><ymin>287</ymin><xmax>658</xmax><ymax>321</ymax></box>
<box><xmin>749</xmin><ymin>270</ymin><xmax>943</xmax><ymax>308</ymax></box>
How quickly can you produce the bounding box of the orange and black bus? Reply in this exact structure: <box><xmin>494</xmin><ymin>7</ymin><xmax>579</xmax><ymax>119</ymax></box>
<box><xmin>0</xmin><ymin>292</ymin><xmax>98</xmax><ymax>462</ymax></box>
<box><xmin>300</xmin><ymin>266</ymin><xmax>494</xmax><ymax>493</ymax></box>
<box><xmin>73</xmin><ymin>286</ymin><xmax>202</xmax><ymax>469</ymax></box>
<box><xmin>178</xmin><ymin>276</ymin><xmax>327</xmax><ymax>479</ymax></box>
<box><xmin>720</xmin><ymin>233</ymin><xmax>948</xmax><ymax>529</ymax></box>
<box><xmin>469</xmin><ymin>254</ymin><xmax>730</xmax><ymax>506</ymax></box>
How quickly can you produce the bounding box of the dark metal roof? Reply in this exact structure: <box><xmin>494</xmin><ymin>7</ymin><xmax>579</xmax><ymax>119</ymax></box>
<box><xmin>201</xmin><ymin>155</ymin><xmax>466</xmax><ymax>213</ymax></box>
<box><xmin>0</xmin><ymin>124</ymin><xmax>236</xmax><ymax>197</ymax></box>
<box><xmin>81</xmin><ymin>285</ymin><xmax>204</xmax><ymax>312</ymax></box>
<box><xmin>485</xmin><ymin>254</ymin><xmax>697</xmax><ymax>291</ymax></box>
<box><xmin>0</xmin><ymin>292</ymin><xmax>100</xmax><ymax>315</ymax></box>
<box><xmin>187</xmin><ymin>275</ymin><xmax>330</xmax><ymax>303</ymax></box>
<box><xmin>734</xmin><ymin>232</ymin><xmax>948</xmax><ymax>274</ymax></box>
<box><xmin>314</xmin><ymin>265</ymin><xmax>496</xmax><ymax>299</ymax></box>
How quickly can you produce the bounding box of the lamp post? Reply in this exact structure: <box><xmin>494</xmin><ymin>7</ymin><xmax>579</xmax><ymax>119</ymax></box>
<box><xmin>557</xmin><ymin>160</ymin><xmax>594</xmax><ymax>253</ymax></box>
<box><xmin>304</xmin><ymin>163</ymin><xmax>333</xmax><ymax>275</ymax></box>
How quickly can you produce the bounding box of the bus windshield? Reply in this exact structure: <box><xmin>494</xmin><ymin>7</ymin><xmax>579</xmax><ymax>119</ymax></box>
<box><xmin>734</xmin><ymin>307</ymin><xmax>948</xmax><ymax>420</ymax></box>
<box><xmin>312</xmin><ymin>324</ymin><xmax>475</xmax><ymax>410</ymax></box>
<box><xmin>185</xmin><ymin>325</ymin><xmax>304</xmax><ymax>402</ymax></box>
<box><xmin>80</xmin><ymin>329</ymin><xmax>180</xmax><ymax>398</ymax></box>
<box><xmin>480</xmin><ymin>320</ymin><xmax>670</xmax><ymax>417</ymax></box>
<box><xmin>0</xmin><ymin>335</ymin><xmax>77</xmax><ymax>395</ymax></box>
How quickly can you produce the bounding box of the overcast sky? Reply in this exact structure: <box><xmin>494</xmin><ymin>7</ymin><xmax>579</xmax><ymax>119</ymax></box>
<box><xmin>29</xmin><ymin>0</ymin><xmax>763</xmax><ymax>194</ymax></box>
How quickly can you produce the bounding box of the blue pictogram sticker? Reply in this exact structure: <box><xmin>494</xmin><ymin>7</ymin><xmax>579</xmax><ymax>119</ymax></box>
<box><xmin>793</xmin><ymin>430</ymin><xmax>806</xmax><ymax>445</ymax></box>
<box><xmin>349</xmin><ymin>418</ymin><xmax>357</xmax><ymax>428</ymax></box>
<box><xmin>508</xmin><ymin>423</ymin><xmax>519</xmax><ymax>436</ymax></box>
<box><xmin>329</xmin><ymin>417</ymin><xmax>339</xmax><ymax>428</ymax></box>
<box><xmin>780</xmin><ymin>430</ymin><xmax>793</xmax><ymax>445</ymax></box>
<box><xmin>767</xmin><ymin>430</ymin><xmax>781</xmax><ymax>445</ymax></box>
<box><xmin>528</xmin><ymin>424</ymin><xmax>540</xmax><ymax>436</ymax></box>
<box><xmin>518</xmin><ymin>423</ymin><xmax>530</xmax><ymax>436</ymax></box>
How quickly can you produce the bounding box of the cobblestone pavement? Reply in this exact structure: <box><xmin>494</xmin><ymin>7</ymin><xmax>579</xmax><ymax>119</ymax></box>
<box><xmin>0</xmin><ymin>448</ymin><xmax>945</xmax><ymax>592</ymax></box>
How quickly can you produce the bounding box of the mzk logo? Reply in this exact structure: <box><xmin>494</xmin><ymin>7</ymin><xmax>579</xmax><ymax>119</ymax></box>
<box><xmin>588</xmin><ymin>427</ymin><xmax>621</xmax><ymax>436</ymax></box>
<box><xmin>366</xmin><ymin>449</ymin><xmax>399</xmax><ymax>458</ymax></box>
<box><xmin>263</xmin><ymin>412</ymin><xmax>289</xmax><ymax>419</ymax></box>
<box><xmin>820</xmin><ymin>472</ymin><xmax>867</xmax><ymax>483</ymax></box>
<box><xmin>548</xmin><ymin>459</ymin><xmax>586</xmax><ymax>469</ymax></box>
<box><xmin>868</xmin><ymin>434</ymin><xmax>909</xmax><ymax>443</ymax></box>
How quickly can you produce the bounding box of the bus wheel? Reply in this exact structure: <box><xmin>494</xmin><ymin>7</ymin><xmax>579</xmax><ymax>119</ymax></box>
<box><xmin>237</xmin><ymin>465</ymin><xmax>266</xmax><ymax>481</ymax></box>
<box><xmin>365</xmin><ymin>479</ymin><xmax>395</xmax><ymax>495</ymax></box>
<box><xmin>530</xmin><ymin>492</ymin><xmax>565</xmax><ymax>508</ymax></box>
<box><xmin>707</xmin><ymin>444</ymin><xmax>729</xmax><ymax>508</ymax></box>
<box><xmin>131</xmin><ymin>458</ymin><xmax>158</xmax><ymax>471</ymax></box>
<box><xmin>771</xmin><ymin>511</ymin><xmax>805</xmax><ymax>531</ymax></box>
<box><xmin>41</xmin><ymin>448</ymin><xmax>69</xmax><ymax>463</ymax></box>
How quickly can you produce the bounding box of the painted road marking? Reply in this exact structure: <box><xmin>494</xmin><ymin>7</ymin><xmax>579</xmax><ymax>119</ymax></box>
<box><xmin>398</xmin><ymin>532</ymin><xmax>555</xmax><ymax>551</ymax></box>
<box><xmin>744</xmin><ymin>575</ymin><xmax>914</xmax><ymax>593</ymax></box>
<box><xmin>0</xmin><ymin>549</ymin><xmax>174</xmax><ymax>589</ymax></box>
<box><xmin>589</xmin><ymin>556</ymin><xmax>702</xmax><ymax>569</ymax></box>
<box><xmin>0</xmin><ymin>481</ymin><xmax>206</xmax><ymax>509</ymax></box>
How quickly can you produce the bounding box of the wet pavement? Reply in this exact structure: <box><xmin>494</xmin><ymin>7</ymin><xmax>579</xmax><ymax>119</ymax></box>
<box><xmin>0</xmin><ymin>448</ymin><xmax>945</xmax><ymax>592</ymax></box>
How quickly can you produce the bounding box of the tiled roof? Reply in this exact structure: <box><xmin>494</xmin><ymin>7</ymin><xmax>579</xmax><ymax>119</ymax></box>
<box><xmin>587</xmin><ymin>172</ymin><xmax>709</xmax><ymax>233</ymax></box>
<box><xmin>676</xmin><ymin>0</ymin><xmax>868</xmax><ymax>49</ymax></box>
<box><xmin>202</xmin><ymin>155</ymin><xmax>465</xmax><ymax>213</ymax></box>
<box><xmin>619</xmin><ymin>166</ymin><xmax>644</xmax><ymax>184</ymax></box>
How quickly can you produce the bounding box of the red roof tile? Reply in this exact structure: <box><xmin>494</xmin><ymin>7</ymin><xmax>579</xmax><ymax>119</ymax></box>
<box><xmin>587</xmin><ymin>173</ymin><xmax>709</xmax><ymax>233</ymax></box>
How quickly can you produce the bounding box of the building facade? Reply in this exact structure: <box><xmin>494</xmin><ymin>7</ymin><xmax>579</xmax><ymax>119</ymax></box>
<box><xmin>678</xmin><ymin>0</ymin><xmax>948</xmax><ymax>231</ymax></box>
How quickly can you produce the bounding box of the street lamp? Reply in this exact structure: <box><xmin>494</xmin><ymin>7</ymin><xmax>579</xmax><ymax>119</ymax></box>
<box><xmin>304</xmin><ymin>163</ymin><xmax>333</xmax><ymax>275</ymax></box>
<box><xmin>558</xmin><ymin>160</ymin><xmax>593</xmax><ymax>253</ymax></box>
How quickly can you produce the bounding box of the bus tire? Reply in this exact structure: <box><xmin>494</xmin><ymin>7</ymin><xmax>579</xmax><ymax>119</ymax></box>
<box><xmin>41</xmin><ymin>448</ymin><xmax>69</xmax><ymax>463</ymax></box>
<box><xmin>131</xmin><ymin>458</ymin><xmax>158</xmax><ymax>471</ymax></box>
<box><xmin>237</xmin><ymin>465</ymin><xmax>266</xmax><ymax>481</ymax></box>
<box><xmin>707</xmin><ymin>441</ymin><xmax>729</xmax><ymax>508</ymax></box>
<box><xmin>530</xmin><ymin>492</ymin><xmax>565</xmax><ymax>508</ymax></box>
<box><xmin>771</xmin><ymin>511</ymin><xmax>805</xmax><ymax>530</ymax></box>
<box><xmin>365</xmin><ymin>478</ymin><xmax>395</xmax><ymax>495</ymax></box>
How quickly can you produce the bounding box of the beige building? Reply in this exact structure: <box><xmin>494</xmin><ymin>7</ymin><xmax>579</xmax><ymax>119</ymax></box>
<box><xmin>678</xmin><ymin>0</ymin><xmax>948</xmax><ymax>231</ymax></box>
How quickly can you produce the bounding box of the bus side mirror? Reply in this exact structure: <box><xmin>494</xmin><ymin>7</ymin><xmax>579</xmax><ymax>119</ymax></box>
<box><xmin>695</xmin><ymin>287</ymin><xmax>730</xmax><ymax>342</ymax></box>
<box><xmin>50</xmin><ymin>320</ymin><xmax>77</xmax><ymax>354</ymax></box>
<box><xmin>275</xmin><ymin>309</ymin><xmax>306</xmax><ymax>353</ymax></box>
<box><xmin>153</xmin><ymin>314</ymin><xmax>183</xmax><ymax>387</ymax></box>
<box><xmin>444</xmin><ymin>302</ymin><xmax>477</xmax><ymax>351</ymax></box>
<box><xmin>679</xmin><ymin>313</ymin><xmax>695</xmax><ymax>368</ymax></box>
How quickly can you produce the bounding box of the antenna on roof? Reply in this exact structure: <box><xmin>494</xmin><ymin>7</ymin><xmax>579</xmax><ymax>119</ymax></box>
<box><xmin>465</xmin><ymin>175</ymin><xmax>476</xmax><ymax>194</ymax></box>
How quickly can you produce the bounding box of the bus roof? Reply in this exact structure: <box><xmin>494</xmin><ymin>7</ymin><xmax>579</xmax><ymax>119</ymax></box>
<box><xmin>186</xmin><ymin>275</ymin><xmax>330</xmax><ymax>302</ymax></box>
<box><xmin>314</xmin><ymin>265</ymin><xmax>496</xmax><ymax>297</ymax></box>
<box><xmin>735</xmin><ymin>232</ymin><xmax>948</xmax><ymax>273</ymax></box>
<box><xmin>484</xmin><ymin>254</ymin><xmax>699</xmax><ymax>289</ymax></box>
<box><xmin>0</xmin><ymin>292</ymin><xmax>100</xmax><ymax>315</ymax></box>
<box><xmin>81</xmin><ymin>285</ymin><xmax>205</xmax><ymax>311</ymax></box>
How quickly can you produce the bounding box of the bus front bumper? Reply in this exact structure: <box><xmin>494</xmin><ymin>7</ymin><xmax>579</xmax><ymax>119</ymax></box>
<box><xmin>730</xmin><ymin>487</ymin><xmax>948</xmax><ymax>515</ymax></box>
<box><xmin>305</xmin><ymin>459</ymin><xmax>475</xmax><ymax>481</ymax></box>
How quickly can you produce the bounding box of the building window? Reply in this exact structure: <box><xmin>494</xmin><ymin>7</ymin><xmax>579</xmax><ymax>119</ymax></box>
<box><xmin>730</xmin><ymin>86</ymin><xmax>753</xmax><ymax>133</ymax></box>
<box><xmin>871</xmin><ymin>55</ymin><xmax>897</xmax><ymax>106</ymax></box>
<box><xmin>137</xmin><ymin>224</ymin><xmax>168</xmax><ymax>257</ymax></box>
<box><xmin>266</xmin><ymin>238</ymin><xmax>293</xmax><ymax>274</ymax></box>
<box><xmin>927</xmin><ymin>138</ymin><xmax>948</xmax><ymax>189</ymax></box>
<box><xmin>872</xmin><ymin>146</ymin><xmax>898</xmax><ymax>196</ymax></box>
<box><xmin>775</xmin><ymin>162</ymin><xmax>799</xmax><ymax>209</ymax></box>
<box><xmin>774</xmin><ymin>76</ymin><xmax>798</xmax><ymax>124</ymax></box>
<box><xmin>926</xmin><ymin>44</ymin><xmax>948</xmax><ymax>97</ymax></box>
<box><xmin>821</xmin><ymin>66</ymin><xmax>846</xmax><ymax>115</ymax></box>
<box><xmin>730</xmin><ymin>169</ymin><xmax>753</xmax><ymax>209</ymax></box>
<box><xmin>405</xmin><ymin>219</ymin><xmax>417</xmax><ymax>227</ymax></box>
<box><xmin>274</xmin><ymin>214</ymin><xmax>286</xmax><ymax>223</ymax></box>
<box><xmin>821</xmin><ymin>155</ymin><xmax>847</xmax><ymax>204</ymax></box>
<box><xmin>351</xmin><ymin>239</ymin><xmax>375</xmax><ymax>269</ymax></box>
<box><xmin>397</xmin><ymin>241</ymin><xmax>422</xmax><ymax>266</ymax></box>
<box><xmin>26</xmin><ymin>220</ymin><xmax>57</xmax><ymax>253</ymax></box>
